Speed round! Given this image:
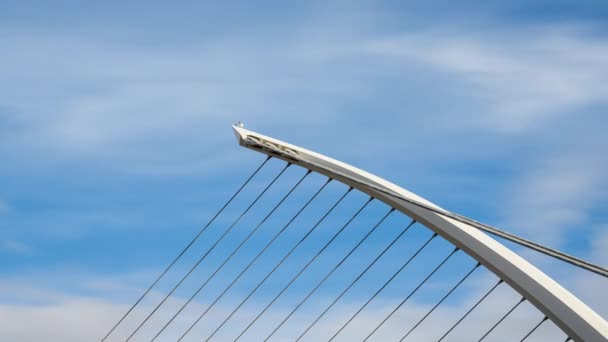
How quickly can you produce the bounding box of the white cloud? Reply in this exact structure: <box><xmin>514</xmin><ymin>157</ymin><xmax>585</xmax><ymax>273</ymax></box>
<box><xmin>1</xmin><ymin>18</ymin><xmax>606</xmax><ymax>161</ymax></box>
<box><xmin>2</xmin><ymin>23</ymin><xmax>607</xmax><ymax>176</ymax></box>
<box><xmin>0</xmin><ymin>30</ymin><xmax>376</xmax><ymax>178</ymax></box>
<box><xmin>0</xmin><ymin>32</ymin><xmax>361</xmax><ymax>155</ymax></box>
<box><xmin>502</xmin><ymin>150</ymin><xmax>608</xmax><ymax>245</ymax></box>
<box><xmin>363</xmin><ymin>26</ymin><xmax>608</xmax><ymax>133</ymax></box>
<box><xmin>360</xmin><ymin>24</ymin><xmax>608</xmax><ymax>277</ymax></box>
<box><xmin>0</xmin><ymin>276</ymin><xmax>568</xmax><ymax>342</ymax></box>
<box><xmin>0</xmin><ymin>298</ymin><xmax>118</xmax><ymax>341</ymax></box>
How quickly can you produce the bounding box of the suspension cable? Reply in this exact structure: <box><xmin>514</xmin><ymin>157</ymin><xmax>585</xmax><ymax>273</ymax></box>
<box><xmin>264</xmin><ymin>196</ymin><xmax>374</xmax><ymax>342</ymax></box>
<box><xmin>437</xmin><ymin>279</ymin><xmax>503</xmax><ymax>341</ymax></box>
<box><xmin>100</xmin><ymin>156</ymin><xmax>271</xmax><ymax>341</ymax></box>
<box><xmin>254</xmin><ymin>144</ymin><xmax>608</xmax><ymax>278</ymax></box>
<box><xmin>150</xmin><ymin>172</ymin><xmax>327</xmax><ymax>341</ymax></box>
<box><xmin>261</xmin><ymin>208</ymin><xmax>395</xmax><ymax>342</ymax></box>
<box><xmin>392</xmin><ymin>189</ymin><xmax>607</xmax><ymax>278</ymax></box>
<box><xmin>124</xmin><ymin>162</ymin><xmax>291</xmax><ymax>341</ymax></box>
<box><xmin>478</xmin><ymin>296</ymin><xmax>526</xmax><ymax>341</ymax></box>
<box><xmin>295</xmin><ymin>219</ymin><xmax>417</xmax><ymax>341</ymax></box>
<box><xmin>230</xmin><ymin>187</ymin><xmax>354</xmax><ymax>342</ymax></box>
<box><xmin>520</xmin><ymin>316</ymin><xmax>548</xmax><ymax>342</ymax></box>
<box><xmin>400</xmin><ymin>262</ymin><xmax>481</xmax><ymax>341</ymax></box>
<box><xmin>205</xmin><ymin>208</ymin><xmax>395</xmax><ymax>341</ymax></box>
<box><xmin>178</xmin><ymin>187</ymin><xmax>360</xmax><ymax>342</ymax></box>
<box><xmin>362</xmin><ymin>247</ymin><xmax>460</xmax><ymax>342</ymax></box>
<box><xmin>166</xmin><ymin>166</ymin><xmax>308</xmax><ymax>341</ymax></box>
<box><xmin>329</xmin><ymin>232</ymin><xmax>438</xmax><ymax>341</ymax></box>
<box><xmin>205</xmin><ymin>200</ymin><xmax>378</xmax><ymax>342</ymax></box>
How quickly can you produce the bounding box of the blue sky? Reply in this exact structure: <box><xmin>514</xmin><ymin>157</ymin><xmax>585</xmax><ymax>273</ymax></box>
<box><xmin>1</xmin><ymin>1</ymin><xmax>607</xmax><ymax>341</ymax></box>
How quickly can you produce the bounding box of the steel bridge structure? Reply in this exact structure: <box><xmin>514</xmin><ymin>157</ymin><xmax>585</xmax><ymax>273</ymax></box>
<box><xmin>102</xmin><ymin>124</ymin><xmax>608</xmax><ymax>342</ymax></box>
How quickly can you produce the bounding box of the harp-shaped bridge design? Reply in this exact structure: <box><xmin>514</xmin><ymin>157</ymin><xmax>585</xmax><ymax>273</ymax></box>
<box><xmin>231</xmin><ymin>125</ymin><xmax>607</xmax><ymax>342</ymax></box>
<box><xmin>102</xmin><ymin>124</ymin><xmax>608</xmax><ymax>342</ymax></box>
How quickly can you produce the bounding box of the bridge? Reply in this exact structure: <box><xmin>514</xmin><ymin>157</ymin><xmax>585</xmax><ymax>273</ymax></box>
<box><xmin>101</xmin><ymin>124</ymin><xmax>608</xmax><ymax>342</ymax></box>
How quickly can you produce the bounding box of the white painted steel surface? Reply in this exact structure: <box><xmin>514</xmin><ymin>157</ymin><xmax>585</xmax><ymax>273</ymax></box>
<box><xmin>232</xmin><ymin>125</ymin><xmax>608</xmax><ymax>342</ymax></box>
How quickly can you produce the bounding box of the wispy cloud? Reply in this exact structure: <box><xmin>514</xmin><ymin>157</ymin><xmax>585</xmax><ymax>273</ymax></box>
<box><xmin>363</xmin><ymin>26</ymin><xmax>608</xmax><ymax>133</ymax></box>
<box><xmin>2</xmin><ymin>24</ymin><xmax>607</xmax><ymax>164</ymax></box>
<box><xmin>353</xmin><ymin>25</ymin><xmax>608</xmax><ymax>251</ymax></box>
<box><xmin>0</xmin><ymin>275</ymin><xmax>567</xmax><ymax>342</ymax></box>
<box><xmin>0</xmin><ymin>31</ymin><xmax>360</xmax><ymax>147</ymax></box>
<box><xmin>503</xmin><ymin>149</ymin><xmax>608</xmax><ymax>245</ymax></box>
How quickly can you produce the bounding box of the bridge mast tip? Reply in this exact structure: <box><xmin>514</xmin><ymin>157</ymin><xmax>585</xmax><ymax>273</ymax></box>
<box><xmin>232</xmin><ymin>122</ymin><xmax>249</xmax><ymax>145</ymax></box>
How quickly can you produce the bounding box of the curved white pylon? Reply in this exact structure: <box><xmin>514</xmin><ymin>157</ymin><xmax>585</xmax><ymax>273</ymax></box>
<box><xmin>232</xmin><ymin>125</ymin><xmax>608</xmax><ymax>342</ymax></box>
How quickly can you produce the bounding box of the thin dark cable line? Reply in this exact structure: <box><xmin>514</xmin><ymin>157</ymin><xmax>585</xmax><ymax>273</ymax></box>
<box><xmin>399</xmin><ymin>262</ymin><xmax>481</xmax><ymax>341</ymax></box>
<box><xmin>150</xmin><ymin>173</ymin><xmax>328</xmax><ymax>341</ymax></box>
<box><xmin>205</xmin><ymin>197</ymin><xmax>376</xmax><ymax>342</ymax></box>
<box><xmin>564</xmin><ymin>337</ymin><xmax>572</xmax><ymax>342</ymax></box>
<box><xmin>478</xmin><ymin>296</ymin><xmax>526</xmax><ymax>342</ymax></box>
<box><xmin>329</xmin><ymin>232</ymin><xmax>439</xmax><ymax>341</ymax></box>
<box><xmin>124</xmin><ymin>162</ymin><xmax>291</xmax><ymax>342</ymax></box>
<box><xmin>164</xmin><ymin>165</ymin><xmax>305</xmax><ymax>342</ymax></box>
<box><xmin>262</xmin><ymin>208</ymin><xmax>395</xmax><ymax>342</ymax></box>
<box><xmin>100</xmin><ymin>156</ymin><xmax>271</xmax><ymax>342</ymax></box>
<box><xmin>520</xmin><ymin>316</ymin><xmax>548</xmax><ymax>342</ymax></box>
<box><xmin>178</xmin><ymin>187</ymin><xmax>353</xmax><ymax>341</ymax></box>
<box><xmin>250</xmin><ymin>143</ymin><xmax>608</xmax><ymax>279</ymax></box>
<box><xmin>294</xmin><ymin>219</ymin><xmax>417</xmax><ymax>341</ymax></box>
<box><xmin>362</xmin><ymin>247</ymin><xmax>460</xmax><ymax>342</ymax></box>
<box><xmin>436</xmin><ymin>279</ymin><xmax>503</xmax><ymax>342</ymax></box>
<box><xmin>229</xmin><ymin>187</ymin><xmax>355</xmax><ymax>342</ymax></box>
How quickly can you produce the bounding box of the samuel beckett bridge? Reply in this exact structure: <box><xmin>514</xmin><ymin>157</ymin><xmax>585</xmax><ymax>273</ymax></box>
<box><xmin>101</xmin><ymin>124</ymin><xmax>608</xmax><ymax>342</ymax></box>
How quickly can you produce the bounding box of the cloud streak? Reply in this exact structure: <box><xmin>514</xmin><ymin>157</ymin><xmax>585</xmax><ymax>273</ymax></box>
<box><xmin>363</xmin><ymin>25</ymin><xmax>608</xmax><ymax>133</ymax></box>
<box><xmin>0</xmin><ymin>276</ymin><xmax>567</xmax><ymax>342</ymax></box>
